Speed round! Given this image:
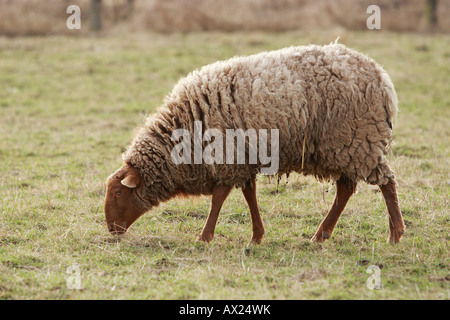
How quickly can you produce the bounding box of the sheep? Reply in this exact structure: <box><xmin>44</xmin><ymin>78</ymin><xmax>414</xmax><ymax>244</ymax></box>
<box><xmin>104</xmin><ymin>42</ymin><xmax>405</xmax><ymax>244</ymax></box>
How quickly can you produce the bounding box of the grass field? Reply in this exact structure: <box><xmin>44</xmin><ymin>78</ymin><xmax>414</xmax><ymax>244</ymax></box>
<box><xmin>0</xmin><ymin>30</ymin><xmax>448</xmax><ymax>300</ymax></box>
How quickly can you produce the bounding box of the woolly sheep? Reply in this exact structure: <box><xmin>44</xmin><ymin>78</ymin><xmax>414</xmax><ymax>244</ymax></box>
<box><xmin>104</xmin><ymin>43</ymin><xmax>405</xmax><ymax>244</ymax></box>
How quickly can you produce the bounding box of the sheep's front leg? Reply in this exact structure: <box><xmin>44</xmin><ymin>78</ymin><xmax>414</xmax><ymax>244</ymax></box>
<box><xmin>196</xmin><ymin>184</ymin><xmax>232</xmax><ymax>243</ymax></box>
<box><xmin>242</xmin><ymin>178</ymin><xmax>265</xmax><ymax>244</ymax></box>
<box><xmin>380</xmin><ymin>177</ymin><xmax>405</xmax><ymax>243</ymax></box>
<box><xmin>311</xmin><ymin>177</ymin><xmax>357</xmax><ymax>242</ymax></box>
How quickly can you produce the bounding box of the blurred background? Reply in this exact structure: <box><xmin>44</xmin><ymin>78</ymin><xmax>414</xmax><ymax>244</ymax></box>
<box><xmin>0</xmin><ymin>0</ymin><xmax>448</xmax><ymax>36</ymax></box>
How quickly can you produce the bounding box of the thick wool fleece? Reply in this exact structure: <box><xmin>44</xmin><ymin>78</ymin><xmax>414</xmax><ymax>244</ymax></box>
<box><xmin>123</xmin><ymin>43</ymin><xmax>398</xmax><ymax>207</ymax></box>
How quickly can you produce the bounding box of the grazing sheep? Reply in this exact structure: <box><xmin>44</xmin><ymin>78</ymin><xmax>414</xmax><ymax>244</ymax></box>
<box><xmin>104</xmin><ymin>42</ymin><xmax>405</xmax><ymax>244</ymax></box>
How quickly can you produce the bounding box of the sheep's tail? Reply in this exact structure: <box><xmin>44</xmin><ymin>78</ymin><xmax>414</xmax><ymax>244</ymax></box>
<box><xmin>378</xmin><ymin>69</ymin><xmax>398</xmax><ymax>158</ymax></box>
<box><xmin>380</xmin><ymin>70</ymin><xmax>398</xmax><ymax>130</ymax></box>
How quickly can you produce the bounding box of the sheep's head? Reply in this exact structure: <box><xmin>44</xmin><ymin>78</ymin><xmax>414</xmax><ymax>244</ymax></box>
<box><xmin>104</xmin><ymin>164</ymin><xmax>148</xmax><ymax>235</ymax></box>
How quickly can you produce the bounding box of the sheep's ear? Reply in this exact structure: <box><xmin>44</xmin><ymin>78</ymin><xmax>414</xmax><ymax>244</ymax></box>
<box><xmin>121</xmin><ymin>170</ymin><xmax>141</xmax><ymax>189</ymax></box>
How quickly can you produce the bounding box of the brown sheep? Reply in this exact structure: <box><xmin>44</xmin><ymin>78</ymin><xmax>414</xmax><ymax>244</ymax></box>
<box><xmin>104</xmin><ymin>43</ymin><xmax>405</xmax><ymax>244</ymax></box>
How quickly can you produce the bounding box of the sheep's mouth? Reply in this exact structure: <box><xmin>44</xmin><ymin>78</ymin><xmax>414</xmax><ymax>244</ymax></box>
<box><xmin>108</xmin><ymin>223</ymin><xmax>128</xmax><ymax>235</ymax></box>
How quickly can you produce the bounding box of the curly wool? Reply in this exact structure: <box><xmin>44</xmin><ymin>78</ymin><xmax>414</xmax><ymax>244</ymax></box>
<box><xmin>123</xmin><ymin>43</ymin><xmax>398</xmax><ymax>206</ymax></box>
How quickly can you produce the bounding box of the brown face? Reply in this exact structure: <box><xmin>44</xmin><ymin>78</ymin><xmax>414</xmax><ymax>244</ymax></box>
<box><xmin>104</xmin><ymin>164</ymin><xmax>148</xmax><ymax>235</ymax></box>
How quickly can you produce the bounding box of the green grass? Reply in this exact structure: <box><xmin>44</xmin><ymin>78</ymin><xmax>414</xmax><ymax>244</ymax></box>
<box><xmin>0</xmin><ymin>31</ymin><xmax>449</xmax><ymax>299</ymax></box>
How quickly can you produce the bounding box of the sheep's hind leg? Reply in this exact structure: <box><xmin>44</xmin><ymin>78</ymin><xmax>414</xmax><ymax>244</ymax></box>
<box><xmin>380</xmin><ymin>177</ymin><xmax>405</xmax><ymax>244</ymax></box>
<box><xmin>196</xmin><ymin>184</ymin><xmax>232</xmax><ymax>243</ymax></box>
<box><xmin>311</xmin><ymin>176</ymin><xmax>357</xmax><ymax>242</ymax></box>
<box><xmin>242</xmin><ymin>178</ymin><xmax>265</xmax><ymax>244</ymax></box>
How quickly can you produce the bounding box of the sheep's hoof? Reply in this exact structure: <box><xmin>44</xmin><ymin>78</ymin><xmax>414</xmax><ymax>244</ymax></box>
<box><xmin>310</xmin><ymin>230</ymin><xmax>330</xmax><ymax>243</ymax></box>
<box><xmin>387</xmin><ymin>227</ymin><xmax>405</xmax><ymax>244</ymax></box>
<box><xmin>196</xmin><ymin>233</ymin><xmax>213</xmax><ymax>243</ymax></box>
<box><xmin>250</xmin><ymin>236</ymin><xmax>263</xmax><ymax>245</ymax></box>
